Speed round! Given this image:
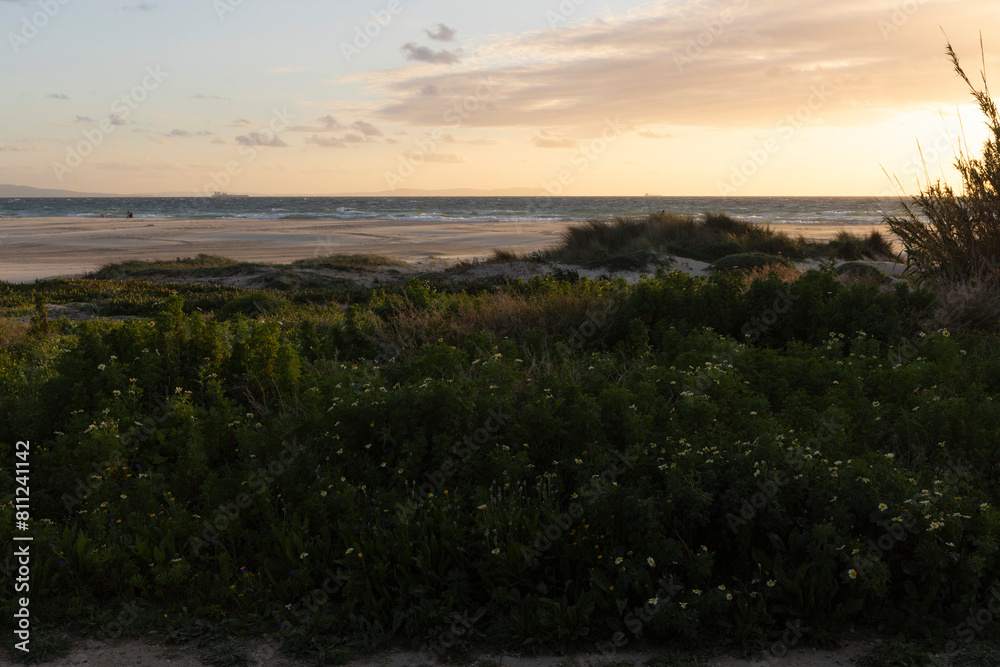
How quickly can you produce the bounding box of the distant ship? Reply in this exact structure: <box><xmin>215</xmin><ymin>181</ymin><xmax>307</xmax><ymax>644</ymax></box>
<box><xmin>212</xmin><ymin>192</ymin><xmax>249</xmax><ymax>198</ymax></box>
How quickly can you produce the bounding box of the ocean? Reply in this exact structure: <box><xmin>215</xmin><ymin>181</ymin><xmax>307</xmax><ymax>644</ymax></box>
<box><xmin>0</xmin><ymin>195</ymin><xmax>905</xmax><ymax>226</ymax></box>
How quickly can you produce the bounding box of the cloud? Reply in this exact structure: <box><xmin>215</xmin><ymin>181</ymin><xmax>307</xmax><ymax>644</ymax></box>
<box><xmin>231</xmin><ymin>118</ymin><xmax>254</xmax><ymax>127</ymax></box>
<box><xmin>75</xmin><ymin>115</ymin><xmax>93</xmax><ymax>123</ymax></box>
<box><xmin>425</xmin><ymin>23</ymin><xmax>457</xmax><ymax>42</ymax></box>
<box><xmin>120</xmin><ymin>2</ymin><xmax>159</xmax><ymax>10</ymax></box>
<box><xmin>638</xmin><ymin>130</ymin><xmax>672</xmax><ymax>138</ymax></box>
<box><xmin>374</xmin><ymin>0</ymin><xmax>994</xmax><ymax>131</ymax></box>
<box><xmin>351</xmin><ymin>120</ymin><xmax>383</xmax><ymax>137</ymax></box>
<box><xmin>0</xmin><ymin>143</ymin><xmax>43</xmax><ymax>152</ymax></box>
<box><xmin>109</xmin><ymin>114</ymin><xmax>127</xmax><ymax>126</ymax></box>
<box><xmin>235</xmin><ymin>132</ymin><xmax>288</xmax><ymax>147</ymax></box>
<box><xmin>211</xmin><ymin>137</ymin><xmax>231</xmax><ymax>145</ymax></box>
<box><xmin>96</xmin><ymin>158</ymin><xmax>184</xmax><ymax>171</ymax></box>
<box><xmin>531</xmin><ymin>134</ymin><xmax>577</xmax><ymax>148</ymax></box>
<box><xmin>290</xmin><ymin>115</ymin><xmax>342</xmax><ymax>132</ymax></box>
<box><xmin>306</xmin><ymin>135</ymin><xmax>347</xmax><ymax>148</ymax></box>
<box><xmin>192</xmin><ymin>94</ymin><xmax>232</xmax><ymax>102</ymax></box>
<box><xmin>48</xmin><ymin>93</ymin><xmax>69</xmax><ymax>100</ymax></box>
<box><xmin>162</xmin><ymin>129</ymin><xmax>213</xmax><ymax>138</ymax></box>
<box><xmin>343</xmin><ymin>134</ymin><xmax>365</xmax><ymax>143</ymax></box>
<box><xmin>401</xmin><ymin>43</ymin><xmax>461</xmax><ymax>65</ymax></box>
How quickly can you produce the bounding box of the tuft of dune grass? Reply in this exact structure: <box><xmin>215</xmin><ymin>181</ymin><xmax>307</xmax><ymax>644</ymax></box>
<box><xmin>546</xmin><ymin>212</ymin><xmax>902</xmax><ymax>268</ymax></box>
<box><xmin>89</xmin><ymin>254</ymin><xmax>237</xmax><ymax>280</ymax></box>
<box><xmin>292</xmin><ymin>254</ymin><xmax>409</xmax><ymax>272</ymax></box>
<box><xmin>546</xmin><ymin>211</ymin><xmax>807</xmax><ymax>266</ymax></box>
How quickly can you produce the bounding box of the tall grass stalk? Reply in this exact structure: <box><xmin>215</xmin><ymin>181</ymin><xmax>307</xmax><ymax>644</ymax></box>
<box><xmin>884</xmin><ymin>36</ymin><xmax>1000</xmax><ymax>284</ymax></box>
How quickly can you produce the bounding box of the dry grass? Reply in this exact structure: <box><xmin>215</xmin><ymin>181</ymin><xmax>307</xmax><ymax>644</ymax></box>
<box><xmin>371</xmin><ymin>289</ymin><xmax>610</xmax><ymax>357</ymax></box>
<box><xmin>737</xmin><ymin>263</ymin><xmax>804</xmax><ymax>284</ymax></box>
<box><xmin>0</xmin><ymin>318</ymin><xmax>31</xmax><ymax>348</ymax></box>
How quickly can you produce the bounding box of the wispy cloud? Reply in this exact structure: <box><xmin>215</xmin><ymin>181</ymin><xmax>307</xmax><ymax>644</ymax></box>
<box><xmin>235</xmin><ymin>132</ymin><xmax>288</xmax><ymax>147</ymax></box>
<box><xmin>192</xmin><ymin>94</ymin><xmax>232</xmax><ymax>102</ymax></box>
<box><xmin>306</xmin><ymin>135</ymin><xmax>347</xmax><ymax>148</ymax></box>
<box><xmin>162</xmin><ymin>129</ymin><xmax>213</xmax><ymax>138</ymax></box>
<box><xmin>425</xmin><ymin>23</ymin><xmax>457</xmax><ymax>42</ymax></box>
<box><xmin>401</xmin><ymin>43</ymin><xmax>461</xmax><ymax>65</ymax></box>
<box><xmin>289</xmin><ymin>115</ymin><xmax>342</xmax><ymax>132</ymax></box>
<box><xmin>352</xmin><ymin>120</ymin><xmax>383</xmax><ymax>137</ymax></box>
<box><xmin>47</xmin><ymin>93</ymin><xmax>69</xmax><ymax>100</ymax></box>
<box><xmin>531</xmin><ymin>134</ymin><xmax>577</xmax><ymax>148</ymax></box>
<box><xmin>0</xmin><ymin>143</ymin><xmax>43</xmax><ymax>152</ymax></box>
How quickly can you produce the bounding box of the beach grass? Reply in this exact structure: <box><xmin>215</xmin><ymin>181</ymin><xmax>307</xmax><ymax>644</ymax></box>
<box><xmin>544</xmin><ymin>212</ymin><xmax>896</xmax><ymax>269</ymax></box>
<box><xmin>291</xmin><ymin>253</ymin><xmax>410</xmax><ymax>272</ymax></box>
<box><xmin>89</xmin><ymin>253</ymin><xmax>237</xmax><ymax>279</ymax></box>
<box><xmin>884</xmin><ymin>40</ymin><xmax>1000</xmax><ymax>284</ymax></box>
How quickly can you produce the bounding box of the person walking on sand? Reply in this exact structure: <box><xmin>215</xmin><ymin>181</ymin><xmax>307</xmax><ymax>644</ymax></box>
<box><xmin>127</xmin><ymin>211</ymin><xmax>133</xmax><ymax>219</ymax></box>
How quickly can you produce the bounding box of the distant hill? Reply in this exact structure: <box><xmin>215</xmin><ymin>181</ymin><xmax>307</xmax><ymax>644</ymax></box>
<box><xmin>0</xmin><ymin>184</ymin><xmax>116</xmax><ymax>197</ymax></box>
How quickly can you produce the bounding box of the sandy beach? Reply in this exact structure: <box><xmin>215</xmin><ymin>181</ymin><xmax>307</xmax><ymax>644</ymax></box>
<box><xmin>0</xmin><ymin>217</ymin><xmax>899</xmax><ymax>283</ymax></box>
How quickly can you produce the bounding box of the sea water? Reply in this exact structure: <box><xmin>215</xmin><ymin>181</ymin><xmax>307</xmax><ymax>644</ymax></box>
<box><xmin>0</xmin><ymin>195</ymin><xmax>905</xmax><ymax>226</ymax></box>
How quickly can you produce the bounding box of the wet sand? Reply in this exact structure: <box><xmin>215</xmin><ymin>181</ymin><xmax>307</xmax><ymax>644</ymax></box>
<box><xmin>0</xmin><ymin>217</ymin><xmax>898</xmax><ymax>282</ymax></box>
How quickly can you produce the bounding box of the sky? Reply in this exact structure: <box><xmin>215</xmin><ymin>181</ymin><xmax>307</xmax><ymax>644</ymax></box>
<box><xmin>1</xmin><ymin>0</ymin><xmax>998</xmax><ymax>196</ymax></box>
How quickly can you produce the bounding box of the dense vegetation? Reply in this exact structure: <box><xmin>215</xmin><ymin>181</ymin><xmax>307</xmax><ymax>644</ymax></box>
<box><xmin>3</xmin><ymin>261</ymin><xmax>1000</xmax><ymax>664</ymax></box>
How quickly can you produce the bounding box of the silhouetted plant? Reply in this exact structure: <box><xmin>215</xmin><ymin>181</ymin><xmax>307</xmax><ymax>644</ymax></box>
<box><xmin>884</xmin><ymin>37</ymin><xmax>1000</xmax><ymax>284</ymax></box>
